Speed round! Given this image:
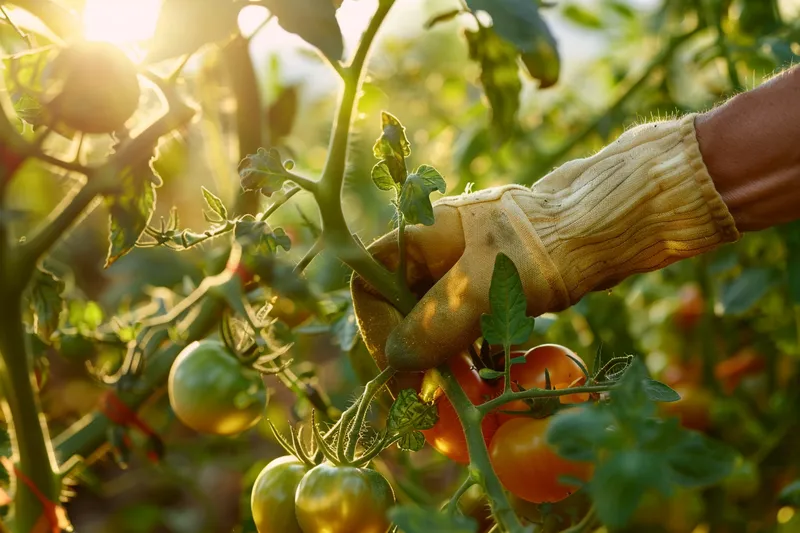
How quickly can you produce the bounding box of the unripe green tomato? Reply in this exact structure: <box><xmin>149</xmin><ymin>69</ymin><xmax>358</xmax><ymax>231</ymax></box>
<box><xmin>168</xmin><ymin>340</ymin><xmax>266</xmax><ymax>435</ymax></box>
<box><xmin>45</xmin><ymin>41</ymin><xmax>140</xmax><ymax>133</ymax></box>
<box><xmin>294</xmin><ymin>463</ymin><xmax>395</xmax><ymax>533</ymax></box>
<box><xmin>251</xmin><ymin>456</ymin><xmax>308</xmax><ymax>533</ymax></box>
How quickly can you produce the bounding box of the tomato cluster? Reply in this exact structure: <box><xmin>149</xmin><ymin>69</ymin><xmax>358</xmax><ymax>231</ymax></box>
<box><xmin>423</xmin><ymin>344</ymin><xmax>594</xmax><ymax>504</ymax></box>
<box><xmin>250</xmin><ymin>458</ymin><xmax>395</xmax><ymax>533</ymax></box>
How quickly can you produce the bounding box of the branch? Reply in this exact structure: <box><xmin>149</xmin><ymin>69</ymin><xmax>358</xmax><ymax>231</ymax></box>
<box><xmin>478</xmin><ymin>384</ymin><xmax>613</xmax><ymax>415</ymax></box>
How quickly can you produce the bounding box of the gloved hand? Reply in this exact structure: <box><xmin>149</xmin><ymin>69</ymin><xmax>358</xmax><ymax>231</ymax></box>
<box><xmin>351</xmin><ymin>114</ymin><xmax>740</xmax><ymax>373</ymax></box>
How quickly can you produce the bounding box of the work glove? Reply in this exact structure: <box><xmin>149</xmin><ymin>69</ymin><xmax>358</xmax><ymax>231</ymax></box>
<box><xmin>351</xmin><ymin>114</ymin><xmax>741</xmax><ymax>373</ymax></box>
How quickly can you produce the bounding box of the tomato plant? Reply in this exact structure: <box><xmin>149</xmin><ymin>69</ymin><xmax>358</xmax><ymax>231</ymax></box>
<box><xmin>294</xmin><ymin>463</ymin><xmax>395</xmax><ymax>533</ymax></box>
<box><xmin>489</xmin><ymin>417</ymin><xmax>593</xmax><ymax>503</ymax></box>
<box><xmin>168</xmin><ymin>340</ymin><xmax>267</xmax><ymax>435</ymax></box>
<box><xmin>421</xmin><ymin>352</ymin><xmax>500</xmax><ymax>464</ymax></box>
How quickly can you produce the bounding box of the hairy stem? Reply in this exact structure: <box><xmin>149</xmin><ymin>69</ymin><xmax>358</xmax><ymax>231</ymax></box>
<box><xmin>343</xmin><ymin>366</ymin><xmax>395</xmax><ymax>460</ymax></box>
<box><xmin>478</xmin><ymin>384</ymin><xmax>613</xmax><ymax>415</ymax></box>
<box><xmin>437</xmin><ymin>365</ymin><xmax>527</xmax><ymax>533</ymax></box>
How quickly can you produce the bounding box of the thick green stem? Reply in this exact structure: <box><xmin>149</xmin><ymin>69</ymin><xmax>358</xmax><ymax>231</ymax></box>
<box><xmin>437</xmin><ymin>365</ymin><xmax>528</xmax><ymax>533</ymax></box>
<box><xmin>0</xmin><ymin>293</ymin><xmax>59</xmax><ymax>533</ymax></box>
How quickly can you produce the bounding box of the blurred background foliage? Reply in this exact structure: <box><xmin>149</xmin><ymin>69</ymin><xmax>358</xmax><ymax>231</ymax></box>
<box><xmin>1</xmin><ymin>0</ymin><xmax>800</xmax><ymax>531</ymax></box>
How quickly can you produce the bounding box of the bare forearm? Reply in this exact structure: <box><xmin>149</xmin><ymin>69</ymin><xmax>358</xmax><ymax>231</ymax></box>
<box><xmin>697</xmin><ymin>65</ymin><xmax>800</xmax><ymax>232</ymax></box>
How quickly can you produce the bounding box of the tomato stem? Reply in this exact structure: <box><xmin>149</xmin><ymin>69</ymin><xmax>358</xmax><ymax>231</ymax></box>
<box><xmin>443</xmin><ymin>476</ymin><xmax>476</xmax><ymax>515</ymax></box>
<box><xmin>478</xmin><ymin>384</ymin><xmax>614</xmax><ymax>416</ymax></box>
<box><xmin>437</xmin><ymin>365</ymin><xmax>530</xmax><ymax>533</ymax></box>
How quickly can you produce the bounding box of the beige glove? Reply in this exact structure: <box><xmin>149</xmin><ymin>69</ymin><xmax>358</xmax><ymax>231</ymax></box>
<box><xmin>351</xmin><ymin>114</ymin><xmax>741</xmax><ymax>373</ymax></box>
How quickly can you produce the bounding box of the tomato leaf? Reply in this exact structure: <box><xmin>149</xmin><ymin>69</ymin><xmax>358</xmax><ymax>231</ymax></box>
<box><xmin>147</xmin><ymin>0</ymin><xmax>240</xmax><ymax>63</ymax></box>
<box><xmin>779</xmin><ymin>480</ymin><xmax>800</xmax><ymax>506</ymax></box>
<box><xmin>388</xmin><ymin>389</ymin><xmax>438</xmax><ymax>448</ymax></box>
<box><xmin>398</xmin><ymin>165</ymin><xmax>446</xmax><ymax>226</ymax></box>
<box><xmin>234</xmin><ymin>219</ymin><xmax>292</xmax><ymax>255</ymax></box>
<box><xmin>201</xmin><ymin>186</ymin><xmax>228</xmax><ymax>221</ymax></box>
<box><xmin>373</xmin><ymin>111</ymin><xmax>411</xmax><ymax>161</ymax></box>
<box><xmin>547</xmin><ymin>406</ymin><xmax>614</xmax><ymax>462</ymax></box>
<box><xmin>478</xmin><ymin>368</ymin><xmax>504</xmax><ymax>380</ymax></box>
<box><xmin>240</xmin><ymin>147</ymin><xmax>290</xmax><ymax>197</ymax></box>
<box><xmin>465</xmin><ymin>0</ymin><xmax>560</xmax><ymax>88</ymax></box>
<box><xmin>105</xmin><ymin>162</ymin><xmax>158</xmax><ymax>267</ymax></box>
<box><xmin>779</xmin><ymin>221</ymin><xmax>800</xmax><ymax>304</ymax></box>
<box><xmin>371</xmin><ymin>161</ymin><xmax>398</xmax><ymax>191</ymax></box>
<box><xmin>29</xmin><ymin>266</ymin><xmax>64</xmax><ymax>342</ymax></box>
<box><xmin>464</xmin><ymin>27</ymin><xmax>521</xmax><ymax>142</ymax></box>
<box><xmin>642</xmin><ymin>379</ymin><xmax>680</xmax><ymax>403</ymax></box>
<box><xmin>331</xmin><ymin>300</ymin><xmax>360</xmax><ymax>352</ymax></box>
<box><xmin>666</xmin><ymin>431</ymin><xmax>736</xmax><ymax>488</ymax></box>
<box><xmin>480</xmin><ymin>253</ymin><xmax>535</xmax><ymax>348</ymax></box>
<box><xmin>718</xmin><ymin>267</ymin><xmax>778</xmax><ymax>315</ymax></box>
<box><xmin>389</xmin><ymin>505</ymin><xmax>478</xmax><ymax>533</ymax></box>
<box><xmin>261</xmin><ymin>0</ymin><xmax>344</xmax><ymax>62</ymax></box>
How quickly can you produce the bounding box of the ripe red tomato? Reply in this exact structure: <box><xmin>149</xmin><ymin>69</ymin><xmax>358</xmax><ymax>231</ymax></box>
<box><xmin>499</xmin><ymin>344</ymin><xmax>588</xmax><ymax>423</ymax></box>
<box><xmin>489</xmin><ymin>417</ymin><xmax>592</xmax><ymax>503</ymax></box>
<box><xmin>421</xmin><ymin>352</ymin><xmax>501</xmax><ymax>464</ymax></box>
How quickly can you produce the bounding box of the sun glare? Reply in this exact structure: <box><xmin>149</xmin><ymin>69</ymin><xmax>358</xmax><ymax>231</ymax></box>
<box><xmin>82</xmin><ymin>0</ymin><xmax>162</xmax><ymax>45</ymax></box>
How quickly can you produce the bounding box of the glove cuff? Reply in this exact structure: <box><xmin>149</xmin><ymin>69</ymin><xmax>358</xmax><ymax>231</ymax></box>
<box><xmin>522</xmin><ymin>113</ymin><xmax>741</xmax><ymax>302</ymax></box>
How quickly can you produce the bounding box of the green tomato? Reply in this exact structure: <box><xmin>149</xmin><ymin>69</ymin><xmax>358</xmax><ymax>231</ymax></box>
<box><xmin>168</xmin><ymin>339</ymin><xmax>266</xmax><ymax>435</ymax></box>
<box><xmin>251</xmin><ymin>456</ymin><xmax>308</xmax><ymax>533</ymax></box>
<box><xmin>294</xmin><ymin>463</ymin><xmax>395</xmax><ymax>533</ymax></box>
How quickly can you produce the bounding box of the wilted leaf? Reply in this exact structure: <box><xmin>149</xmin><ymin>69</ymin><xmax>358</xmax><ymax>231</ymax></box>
<box><xmin>390</xmin><ymin>505</ymin><xmax>477</xmax><ymax>533</ymax></box>
<box><xmin>105</xmin><ymin>162</ymin><xmax>158</xmax><ymax>267</ymax></box>
<box><xmin>480</xmin><ymin>253</ymin><xmax>535</xmax><ymax>348</ymax></box>
<box><xmin>398</xmin><ymin>165</ymin><xmax>446</xmax><ymax>225</ymax></box>
<box><xmin>261</xmin><ymin>0</ymin><xmax>344</xmax><ymax>62</ymax></box>
<box><xmin>29</xmin><ymin>266</ymin><xmax>64</xmax><ymax>341</ymax></box>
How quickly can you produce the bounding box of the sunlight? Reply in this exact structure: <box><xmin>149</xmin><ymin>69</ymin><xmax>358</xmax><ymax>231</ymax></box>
<box><xmin>82</xmin><ymin>0</ymin><xmax>161</xmax><ymax>45</ymax></box>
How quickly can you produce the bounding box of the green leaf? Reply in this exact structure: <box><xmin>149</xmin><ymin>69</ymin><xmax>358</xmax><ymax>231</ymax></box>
<box><xmin>480</xmin><ymin>253</ymin><xmax>535</xmax><ymax>348</ymax></box>
<box><xmin>29</xmin><ymin>267</ymin><xmax>64</xmax><ymax>342</ymax></box>
<box><xmin>719</xmin><ymin>268</ymin><xmax>777</xmax><ymax>315</ymax></box>
<box><xmin>105</xmin><ymin>162</ymin><xmax>158</xmax><ymax>267</ymax></box>
<box><xmin>464</xmin><ymin>27</ymin><xmax>522</xmax><ymax>141</ymax></box>
<box><xmin>371</xmin><ymin>161</ymin><xmax>397</xmax><ymax>191</ymax></box>
<box><xmin>398</xmin><ymin>431</ymin><xmax>426</xmax><ymax>452</ymax></box>
<box><xmin>478</xmin><ymin>368</ymin><xmax>504</xmax><ymax>380</ymax></box>
<box><xmin>261</xmin><ymin>0</ymin><xmax>344</xmax><ymax>62</ymax></box>
<box><xmin>643</xmin><ymin>379</ymin><xmax>681</xmax><ymax>403</ymax></box>
<box><xmin>666</xmin><ymin>432</ymin><xmax>736</xmax><ymax>488</ymax></box>
<box><xmin>779</xmin><ymin>480</ymin><xmax>800</xmax><ymax>506</ymax></box>
<box><xmin>562</xmin><ymin>4</ymin><xmax>604</xmax><ymax>29</ymax></box>
<box><xmin>398</xmin><ymin>165</ymin><xmax>446</xmax><ymax>226</ymax></box>
<box><xmin>373</xmin><ymin>111</ymin><xmax>411</xmax><ymax>161</ymax></box>
<box><xmin>390</xmin><ymin>505</ymin><xmax>478</xmax><ymax>533</ymax></box>
<box><xmin>547</xmin><ymin>406</ymin><xmax>614</xmax><ymax>462</ymax></box>
<box><xmin>240</xmin><ymin>147</ymin><xmax>290</xmax><ymax>197</ymax></box>
<box><xmin>201</xmin><ymin>186</ymin><xmax>228</xmax><ymax>220</ymax></box>
<box><xmin>147</xmin><ymin>0</ymin><xmax>240</xmax><ymax>63</ymax></box>
<box><xmin>388</xmin><ymin>389</ymin><xmax>438</xmax><ymax>435</ymax></box>
<box><xmin>779</xmin><ymin>221</ymin><xmax>800</xmax><ymax>305</ymax></box>
<box><xmin>331</xmin><ymin>301</ymin><xmax>359</xmax><ymax>352</ymax></box>
<box><xmin>234</xmin><ymin>219</ymin><xmax>292</xmax><ymax>255</ymax></box>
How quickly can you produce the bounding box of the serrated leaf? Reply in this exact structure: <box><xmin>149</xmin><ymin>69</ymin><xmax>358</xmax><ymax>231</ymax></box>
<box><xmin>398</xmin><ymin>165</ymin><xmax>446</xmax><ymax>226</ymax></box>
<box><xmin>234</xmin><ymin>219</ymin><xmax>292</xmax><ymax>255</ymax></box>
<box><xmin>239</xmin><ymin>147</ymin><xmax>289</xmax><ymax>197</ymax></box>
<box><xmin>398</xmin><ymin>430</ymin><xmax>426</xmax><ymax>452</ymax></box>
<box><xmin>480</xmin><ymin>253</ymin><xmax>535</xmax><ymax>348</ymax></box>
<box><xmin>666</xmin><ymin>431</ymin><xmax>735</xmax><ymax>488</ymax></box>
<box><xmin>147</xmin><ymin>0</ymin><xmax>240</xmax><ymax>63</ymax></box>
<box><xmin>719</xmin><ymin>268</ymin><xmax>777</xmax><ymax>315</ymax></box>
<box><xmin>105</xmin><ymin>162</ymin><xmax>158</xmax><ymax>267</ymax></box>
<box><xmin>388</xmin><ymin>389</ymin><xmax>438</xmax><ymax>434</ymax></box>
<box><xmin>261</xmin><ymin>0</ymin><xmax>344</xmax><ymax>62</ymax></box>
<box><xmin>201</xmin><ymin>186</ymin><xmax>227</xmax><ymax>220</ymax></box>
<box><xmin>29</xmin><ymin>267</ymin><xmax>64</xmax><ymax>342</ymax></box>
<box><xmin>390</xmin><ymin>505</ymin><xmax>477</xmax><ymax>533</ymax></box>
<box><xmin>373</xmin><ymin>111</ymin><xmax>411</xmax><ymax>161</ymax></box>
<box><xmin>643</xmin><ymin>379</ymin><xmax>680</xmax><ymax>403</ymax></box>
<box><xmin>371</xmin><ymin>161</ymin><xmax>397</xmax><ymax>191</ymax></box>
